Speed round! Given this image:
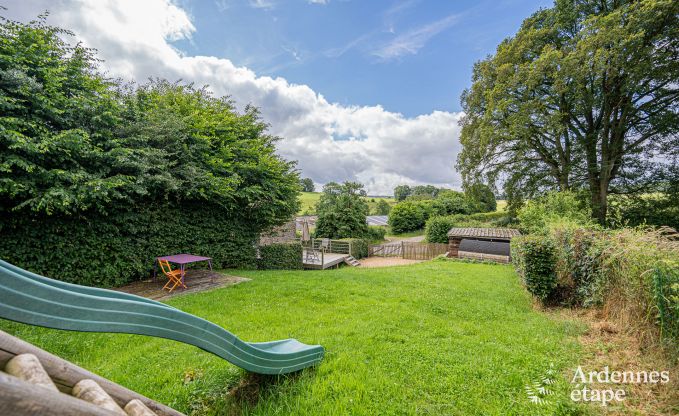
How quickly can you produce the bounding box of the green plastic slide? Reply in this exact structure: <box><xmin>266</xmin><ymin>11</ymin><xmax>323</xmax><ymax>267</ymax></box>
<box><xmin>0</xmin><ymin>260</ymin><xmax>324</xmax><ymax>374</ymax></box>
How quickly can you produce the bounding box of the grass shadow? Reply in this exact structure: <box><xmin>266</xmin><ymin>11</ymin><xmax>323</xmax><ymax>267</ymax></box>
<box><xmin>227</xmin><ymin>369</ymin><xmax>313</xmax><ymax>413</ymax></box>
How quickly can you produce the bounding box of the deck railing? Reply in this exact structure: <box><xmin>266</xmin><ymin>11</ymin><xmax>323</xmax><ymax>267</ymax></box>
<box><xmin>300</xmin><ymin>238</ymin><xmax>352</xmax><ymax>255</ymax></box>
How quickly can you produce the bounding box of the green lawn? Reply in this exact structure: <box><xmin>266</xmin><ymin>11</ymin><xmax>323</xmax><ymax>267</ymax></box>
<box><xmin>0</xmin><ymin>261</ymin><xmax>587</xmax><ymax>415</ymax></box>
<box><xmin>298</xmin><ymin>192</ymin><xmax>395</xmax><ymax>215</ymax></box>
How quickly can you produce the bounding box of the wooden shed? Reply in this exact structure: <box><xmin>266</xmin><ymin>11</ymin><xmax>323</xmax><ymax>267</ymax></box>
<box><xmin>447</xmin><ymin>227</ymin><xmax>521</xmax><ymax>263</ymax></box>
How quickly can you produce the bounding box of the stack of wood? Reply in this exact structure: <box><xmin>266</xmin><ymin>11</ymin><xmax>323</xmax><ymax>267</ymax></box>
<box><xmin>0</xmin><ymin>330</ymin><xmax>184</xmax><ymax>416</ymax></box>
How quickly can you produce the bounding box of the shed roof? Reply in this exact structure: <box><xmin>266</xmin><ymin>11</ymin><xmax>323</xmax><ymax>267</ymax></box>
<box><xmin>447</xmin><ymin>227</ymin><xmax>521</xmax><ymax>240</ymax></box>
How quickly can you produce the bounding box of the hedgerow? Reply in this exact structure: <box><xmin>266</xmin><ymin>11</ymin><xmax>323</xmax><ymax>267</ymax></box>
<box><xmin>0</xmin><ymin>203</ymin><xmax>259</xmax><ymax>287</ymax></box>
<box><xmin>257</xmin><ymin>243</ymin><xmax>303</xmax><ymax>270</ymax></box>
<box><xmin>514</xmin><ymin>225</ymin><xmax>679</xmax><ymax>355</ymax></box>
<box><xmin>0</xmin><ymin>17</ymin><xmax>299</xmax><ymax>286</ymax></box>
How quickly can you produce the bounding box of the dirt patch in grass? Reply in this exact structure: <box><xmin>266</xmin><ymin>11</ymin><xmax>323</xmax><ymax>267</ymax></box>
<box><xmin>549</xmin><ymin>308</ymin><xmax>678</xmax><ymax>415</ymax></box>
<box><xmin>116</xmin><ymin>269</ymin><xmax>250</xmax><ymax>300</ymax></box>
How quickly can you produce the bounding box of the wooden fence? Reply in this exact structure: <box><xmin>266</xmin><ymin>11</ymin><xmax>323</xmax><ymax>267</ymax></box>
<box><xmin>401</xmin><ymin>242</ymin><xmax>448</xmax><ymax>260</ymax></box>
<box><xmin>369</xmin><ymin>243</ymin><xmax>402</xmax><ymax>257</ymax></box>
<box><xmin>370</xmin><ymin>242</ymin><xmax>448</xmax><ymax>260</ymax></box>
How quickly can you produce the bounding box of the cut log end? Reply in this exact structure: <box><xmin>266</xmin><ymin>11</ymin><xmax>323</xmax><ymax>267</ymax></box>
<box><xmin>125</xmin><ymin>399</ymin><xmax>159</xmax><ymax>416</ymax></box>
<box><xmin>73</xmin><ymin>378</ymin><xmax>127</xmax><ymax>415</ymax></box>
<box><xmin>4</xmin><ymin>353</ymin><xmax>59</xmax><ymax>392</ymax></box>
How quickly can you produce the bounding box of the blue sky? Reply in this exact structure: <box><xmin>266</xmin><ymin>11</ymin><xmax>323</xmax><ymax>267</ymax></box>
<box><xmin>6</xmin><ymin>0</ymin><xmax>553</xmax><ymax>194</ymax></box>
<box><xmin>173</xmin><ymin>0</ymin><xmax>552</xmax><ymax>117</ymax></box>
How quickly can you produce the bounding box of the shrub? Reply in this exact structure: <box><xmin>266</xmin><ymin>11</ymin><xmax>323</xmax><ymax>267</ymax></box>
<box><xmin>652</xmin><ymin>264</ymin><xmax>679</xmax><ymax>350</ymax></box>
<box><xmin>389</xmin><ymin>201</ymin><xmax>427</xmax><ymax>233</ymax></box>
<box><xmin>364</xmin><ymin>226</ymin><xmax>386</xmax><ymax>242</ymax></box>
<box><xmin>431</xmin><ymin>193</ymin><xmax>473</xmax><ymax>216</ymax></box>
<box><xmin>517</xmin><ymin>191</ymin><xmax>592</xmax><ymax>234</ymax></box>
<box><xmin>425</xmin><ymin>216</ymin><xmax>457</xmax><ymax>243</ymax></box>
<box><xmin>534</xmin><ymin>225</ymin><xmax>679</xmax><ymax>354</ymax></box>
<box><xmin>511</xmin><ymin>235</ymin><xmax>557</xmax><ymax>302</ymax></box>
<box><xmin>257</xmin><ymin>242</ymin><xmax>303</xmax><ymax>270</ymax></box>
<box><xmin>343</xmin><ymin>238</ymin><xmax>369</xmax><ymax>259</ymax></box>
<box><xmin>467</xmin><ymin>211</ymin><xmax>507</xmax><ymax>222</ymax></box>
<box><xmin>425</xmin><ymin>211</ymin><xmax>514</xmax><ymax>244</ymax></box>
<box><xmin>608</xmin><ymin>194</ymin><xmax>679</xmax><ymax>229</ymax></box>
<box><xmin>373</xmin><ymin>199</ymin><xmax>392</xmax><ymax>215</ymax></box>
<box><xmin>465</xmin><ymin>183</ymin><xmax>497</xmax><ymax>212</ymax></box>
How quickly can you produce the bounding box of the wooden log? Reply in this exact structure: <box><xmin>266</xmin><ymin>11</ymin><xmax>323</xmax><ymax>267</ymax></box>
<box><xmin>0</xmin><ymin>330</ymin><xmax>186</xmax><ymax>416</ymax></box>
<box><xmin>4</xmin><ymin>353</ymin><xmax>59</xmax><ymax>391</ymax></box>
<box><xmin>125</xmin><ymin>399</ymin><xmax>158</xmax><ymax>416</ymax></box>
<box><xmin>73</xmin><ymin>379</ymin><xmax>127</xmax><ymax>415</ymax></box>
<box><xmin>0</xmin><ymin>371</ymin><xmax>118</xmax><ymax>416</ymax></box>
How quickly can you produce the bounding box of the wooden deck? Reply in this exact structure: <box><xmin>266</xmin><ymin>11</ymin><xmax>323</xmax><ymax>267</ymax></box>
<box><xmin>303</xmin><ymin>250</ymin><xmax>350</xmax><ymax>270</ymax></box>
<box><xmin>115</xmin><ymin>269</ymin><xmax>250</xmax><ymax>300</ymax></box>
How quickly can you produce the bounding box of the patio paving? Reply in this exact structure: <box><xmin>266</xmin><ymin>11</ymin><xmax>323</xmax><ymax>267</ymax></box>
<box><xmin>115</xmin><ymin>269</ymin><xmax>249</xmax><ymax>301</ymax></box>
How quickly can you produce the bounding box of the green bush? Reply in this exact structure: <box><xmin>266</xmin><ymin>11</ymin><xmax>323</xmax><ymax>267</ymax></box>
<box><xmin>464</xmin><ymin>183</ymin><xmax>497</xmax><ymax>212</ymax></box>
<box><xmin>425</xmin><ymin>216</ymin><xmax>457</xmax><ymax>243</ymax></box>
<box><xmin>431</xmin><ymin>190</ymin><xmax>474</xmax><ymax>216</ymax></box>
<box><xmin>343</xmin><ymin>238</ymin><xmax>369</xmax><ymax>260</ymax></box>
<box><xmin>608</xmin><ymin>194</ymin><xmax>679</xmax><ymax>229</ymax></box>
<box><xmin>425</xmin><ymin>211</ymin><xmax>514</xmax><ymax>244</ymax></box>
<box><xmin>467</xmin><ymin>211</ymin><xmax>507</xmax><ymax>222</ymax></box>
<box><xmin>517</xmin><ymin>191</ymin><xmax>592</xmax><ymax>234</ymax></box>
<box><xmin>257</xmin><ymin>242</ymin><xmax>303</xmax><ymax>270</ymax></box>
<box><xmin>388</xmin><ymin>201</ymin><xmax>427</xmax><ymax>233</ymax></box>
<box><xmin>364</xmin><ymin>226</ymin><xmax>386</xmax><ymax>242</ymax></box>
<box><xmin>373</xmin><ymin>199</ymin><xmax>392</xmax><ymax>215</ymax></box>
<box><xmin>511</xmin><ymin>235</ymin><xmax>557</xmax><ymax>302</ymax></box>
<box><xmin>652</xmin><ymin>264</ymin><xmax>679</xmax><ymax>351</ymax></box>
<box><xmin>0</xmin><ymin>203</ymin><xmax>259</xmax><ymax>287</ymax></box>
<box><xmin>536</xmin><ymin>225</ymin><xmax>679</xmax><ymax>354</ymax></box>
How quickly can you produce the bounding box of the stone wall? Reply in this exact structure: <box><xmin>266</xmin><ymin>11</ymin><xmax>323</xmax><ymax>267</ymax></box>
<box><xmin>259</xmin><ymin>220</ymin><xmax>297</xmax><ymax>246</ymax></box>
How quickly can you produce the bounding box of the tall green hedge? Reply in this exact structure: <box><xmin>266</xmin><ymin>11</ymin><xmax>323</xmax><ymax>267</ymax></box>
<box><xmin>0</xmin><ymin>203</ymin><xmax>258</xmax><ymax>287</ymax></box>
<box><xmin>511</xmin><ymin>235</ymin><xmax>557</xmax><ymax>302</ymax></box>
<box><xmin>0</xmin><ymin>16</ymin><xmax>300</xmax><ymax>287</ymax></box>
<box><xmin>257</xmin><ymin>243</ymin><xmax>303</xmax><ymax>270</ymax></box>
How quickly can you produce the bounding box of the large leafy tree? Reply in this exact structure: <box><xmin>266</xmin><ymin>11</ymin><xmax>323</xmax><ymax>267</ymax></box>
<box><xmin>393</xmin><ymin>184</ymin><xmax>411</xmax><ymax>201</ymax></box>
<box><xmin>300</xmin><ymin>177</ymin><xmax>315</xmax><ymax>192</ymax></box>
<box><xmin>315</xmin><ymin>182</ymin><xmax>369</xmax><ymax>239</ymax></box>
<box><xmin>458</xmin><ymin>0</ymin><xmax>679</xmax><ymax>224</ymax></box>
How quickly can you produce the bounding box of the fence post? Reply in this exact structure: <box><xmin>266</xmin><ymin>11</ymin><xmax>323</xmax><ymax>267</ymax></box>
<box><xmin>401</xmin><ymin>241</ymin><xmax>405</xmax><ymax>259</ymax></box>
<box><xmin>349</xmin><ymin>241</ymin><xmax>352</xmax><ymax>257</ymax></box>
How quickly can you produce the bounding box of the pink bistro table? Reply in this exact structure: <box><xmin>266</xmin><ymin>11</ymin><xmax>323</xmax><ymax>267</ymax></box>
<box><xmin>154</xmin><ymin>254</ymin><xmax>213</xmax><ymax>288</ymax></box>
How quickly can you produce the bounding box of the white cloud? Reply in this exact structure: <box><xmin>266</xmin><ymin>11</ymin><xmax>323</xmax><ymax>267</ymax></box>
<box><xmin>248</xmin><ymin>0</ymin><xmax>275</xmax><ymax>9</ymax></box>
<box><xmin>3</xmin><ymin>0</ymin><xmax>463</xmax><ymax>195</ymax></box>
<box><xmin>308</xmin><ymin>0</ymin><xmax>329</xmax><ymax>4</ymax></box>
<box><xmin>372</xmin><ymin>13</ymin><xmax>459</xmax><ymax>61</ymax></box>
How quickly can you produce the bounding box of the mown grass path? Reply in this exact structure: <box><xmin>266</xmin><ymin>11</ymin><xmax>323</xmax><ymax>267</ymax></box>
<box><xmin>1</xmin><ymin>261</ymin><xmax>587</xmax><ymax>415</ymax></box>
